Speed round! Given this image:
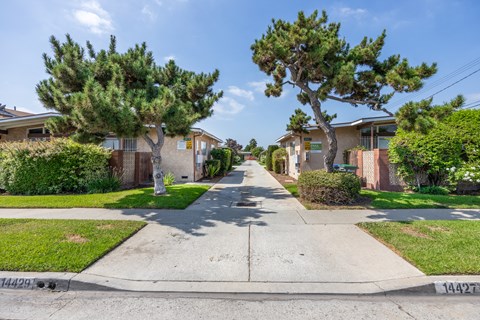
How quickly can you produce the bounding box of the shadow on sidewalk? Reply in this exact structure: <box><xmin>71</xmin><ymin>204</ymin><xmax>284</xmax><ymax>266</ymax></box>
<box><xmin>104</xmin><ymin>184</ymin><xmax>298</xmax><ymax>236</ymax></box>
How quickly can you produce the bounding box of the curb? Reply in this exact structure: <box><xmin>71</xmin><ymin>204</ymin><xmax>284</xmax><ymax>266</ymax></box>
<box><xmin>3</xmin><ymin>273</ymin><xmax>479</xmax><ymax>296</ymax></box>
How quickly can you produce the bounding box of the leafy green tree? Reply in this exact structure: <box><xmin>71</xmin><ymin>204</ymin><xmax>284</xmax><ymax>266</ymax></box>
<box><xmin>389</xmin><ymin>97</ymin><xmax>479</xmax><ymax>188</ymax></box>
<box><xmin>225</xmin><ymin>138</ymin><xmax>243</xmax><ymax>155</ymax></box>
<box><xmin>36</xmin><ymin>35</ymin><xmax>222</xmax><ymax>195</ymax></box>
<box><xmin>251</xmin><ymin>10</ymin><xmax>436</xmax><ymax>172</ymax></box>
<box><xmin>251</xmin><ymin>146</ymin><xmax>265</xmax><ymax>158</ymax></box>
<box><xmin>244</xmin><ymin>138</ymin><xmax>258</xmax><ymax>152</ymax></box>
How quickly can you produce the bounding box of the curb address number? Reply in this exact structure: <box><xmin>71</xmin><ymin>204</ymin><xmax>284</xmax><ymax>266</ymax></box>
<box><xmin>0</xmin><ymin>277</ymin><xmax>35</xmax><ymax>290</ymax></box>
<box><xmin>435</xmin><ymin>281</ymin><xmax>480</xmax><ymax>294</ymax></box>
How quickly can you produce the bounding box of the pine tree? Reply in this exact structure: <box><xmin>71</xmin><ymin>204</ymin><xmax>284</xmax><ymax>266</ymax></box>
<box><xmin>252</xmin><ymin>10</ymin><xmax>437</xmax><ymax>172</ymax></box>
<box><xmin>37</xmin><ymin>35</ymin><xmax>222</xmax><ymax>195</ymax></box>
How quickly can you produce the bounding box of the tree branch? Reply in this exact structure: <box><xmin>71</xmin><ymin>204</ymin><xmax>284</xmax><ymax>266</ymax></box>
<box><xmin>142</xmin><ymin>133</ymin><xmax>155</xmax><ymax>149</ymax></box>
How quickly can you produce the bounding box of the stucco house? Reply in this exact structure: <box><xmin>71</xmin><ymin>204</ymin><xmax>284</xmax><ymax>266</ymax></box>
<box><xmin>0</xmin><ymin>104</ymin><xmax>222</xmax><ymax>185</ymax></box>
<box><xmin>275</xmin><ymin>116</ymin><xmax>403</xmax><ymax>191</ymax></box>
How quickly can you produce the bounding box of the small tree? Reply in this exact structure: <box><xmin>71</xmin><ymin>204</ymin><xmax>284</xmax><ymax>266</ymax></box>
<box><xmin>252</xmin><ymin>10</ymin><xmax>437</xmax><ymax>172</ymax></box>
<box><xmin>36</xmin><ymin>35</ymin><xmax>222</xmax><ymax>195</ymax></box>
<box><xmin>251</xmin><ymin>146</ymin><xmax>265</xmax><ymax>158</ymax></box>
<box><xmin>244</xmin><ymin>138</ymin><xmax>258</xmax><ymax>152</ymax></box>
<box><xmin>225</xmin><ymin>138</ymin><xmax>243</xmax><ymax>155</ymax></box>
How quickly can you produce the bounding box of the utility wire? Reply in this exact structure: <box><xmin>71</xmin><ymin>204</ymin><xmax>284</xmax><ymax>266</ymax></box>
<box><xmin>385</xmin><ymin>56</ymin><xmax>480</xmax><ymax>111</ymax></box>
<box><xmin>425</xmin><ymin>67</ymin><xmax>480</xmax><ymax>99</ymax></box>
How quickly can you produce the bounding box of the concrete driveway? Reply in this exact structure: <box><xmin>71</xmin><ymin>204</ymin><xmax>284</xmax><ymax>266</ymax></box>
<box><xmin>82</xmin><ymin>161</ymin><xmax>423</xmax><ymax>284</ymax></box>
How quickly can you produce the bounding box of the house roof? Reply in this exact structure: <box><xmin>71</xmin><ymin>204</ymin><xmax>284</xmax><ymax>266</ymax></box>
<box><xmin>191</xmin><ymin>128</ymin><xmax>223</xmax><ymax>143</ymax></box>
<box><xmin>275</xmin><ymin>115</ymin><xmax>396</xmax><ymax>143</ymax></box>
<box><xmin>0</xmin><ymin>104</ymin><xmax>33</xmax><ymax>119</ymax></box>
<box><xmin>0</xmin><ymin>112</ymin><xmax>60</xmax><ymax>130</ymax></box>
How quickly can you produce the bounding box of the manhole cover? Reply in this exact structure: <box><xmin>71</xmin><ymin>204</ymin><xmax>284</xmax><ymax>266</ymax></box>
<box><xmin>236</xmin><ymin>202</ymin><xmax>257</xmax><ymax>207</ymax></box>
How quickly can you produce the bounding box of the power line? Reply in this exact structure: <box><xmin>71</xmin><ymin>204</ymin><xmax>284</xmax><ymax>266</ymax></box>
<box><xmin>385</xmin><ymin>56</ymin><xmax>480</xmax><ymax>111</ymax></box>
<box><xmin>425</xmin><ymin>67</ymin><xmax>480</xmax><ymax>99</ymax></box>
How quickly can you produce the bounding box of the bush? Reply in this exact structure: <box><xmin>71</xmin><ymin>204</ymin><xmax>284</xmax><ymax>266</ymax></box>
<box><xmin>163</xmin><ymin>172</ymin><xmax>176</xmax><ymax>186</ymax></box>
<box><xmin>272</xmin><ymin>148</ymin><xmax>288</xmax><ymax>174</ymax></box>
<box><xmin>233</xmin><ymin>155</ymin><xmax>242</xmax><ymax>165</ymax></box>
<box><xmin>86</xmin><ymin>168</ymin><xmax>122</xmax><ymax>193</ymax></box>
<box><xmin>417</xmin><ymin>186</ymin><xmax>450</xmax><ymax>195</ymax></box>
<box><xmin>211</xmin><ymin>148</ymin><xmax>233</xmax><ymax>174</ymax></box>
<box><xmin>298</xmin><ymin>170</ymin><xmax>361</xmax><ymax>205</ymax></box>
<box><xmin>224</xmin><ymin>148</ymin><xmax>233</xmax><ymax>171</ymax></box>
<box><xmin>205</xmin><ymin>159</ymin><xmax>221</xmax><ymax>178</ymax></box>
<box><xmin>0</xmin><ymin>139</ymin><xmax>111</xmax><ymax>195</ymax></box>
<box><xmin>266</xmin><ymin>145</ymin><xmax>280</xmax><ymax>171</ymax></box>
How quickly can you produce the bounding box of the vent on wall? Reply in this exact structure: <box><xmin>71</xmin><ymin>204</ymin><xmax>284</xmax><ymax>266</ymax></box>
<box><xmin>181</xmin><ymin>176</ymin><xmax>188</xmax><ymax>179</ymax></box>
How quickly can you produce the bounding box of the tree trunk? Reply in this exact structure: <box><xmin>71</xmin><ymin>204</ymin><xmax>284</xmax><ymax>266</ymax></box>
<box><xmin>151</xmin><ymin>145</ymin><xmax>166</xmax><ymax>195</ymax></box>
<box><xmin>310</xmin><ymin>101</ymin><xmax>338</xmax><ymax>173</ymax></box>
<box><xmin>143</xmin><ymin>125</ymin><xmax>166</xmax><ymax>196</ymax></box>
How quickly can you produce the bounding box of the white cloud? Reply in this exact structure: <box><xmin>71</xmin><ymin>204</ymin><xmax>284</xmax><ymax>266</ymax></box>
<box><xmin>73</xmin><ymin>1</ymin><xmax>113</xmax><ymax>34</ymax></box>
<box><xmin>164</xmin><ymin>55</ymin><xmax>176</xmax><ymax>62</ymax></box>
<box><xmin>142</xmin><ymin>5</ymin><xmax>157</xmax><ymax>21</ymax></box>
<box><xmin>337</xmin><ymin>7</ymin><xmax>368</xmax><ymax>18</ymax></box>
<box><xmin>227</xmin><ymin>86</ymin><xmax>254</xmax><ymax>101</ymax></box>
<box><xmin>248</xmin><ymin>80</ymin><xmax>289</xmax><ymax>98</ymax></box>
<box><xmin>213</xmin><ymin>97</ymin><xmax>245</xmax><ymax>116</ymax></box>
<box><xmin>248</xmin><ymin>80</ymin><xmax>267</xmax><ymax>94</ymax></box>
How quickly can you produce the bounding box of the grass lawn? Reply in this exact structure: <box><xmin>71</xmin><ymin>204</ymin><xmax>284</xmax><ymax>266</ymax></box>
<box><xmin>0</xmin><ymin>184</ymin><xmax>210</xmax><ymax>209</ymax></box>
<box><xmin>362</xmin><ymin>189</ymin><xmax>480</xmax><ymax>209</ymax></box>
<box><xmin>282</xmin><ymin>183</ymin><xmax>480</xmax><ymax>209</ymax></box>
<box><xmin>0</xmin><ymin>219</ymin><xmax>146</xmax><ymax>272</ymax></box>
<box><xmin>358</xmin><ymin>221</ymin><xmax>480</xmax><ymax>275</ymax></box>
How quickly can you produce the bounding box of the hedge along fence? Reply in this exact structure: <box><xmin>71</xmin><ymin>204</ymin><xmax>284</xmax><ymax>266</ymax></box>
<box><xmin>266</xmin><ymin>145</ymin><xmax>280</xmax><ymax>171</ymax></box>
<box><xmin>210</xmin><ymin>148</ymin><xmax>233</xmax><ymax>175</ymax></box>
<box><xmin>0</xmin><ymin>139</ymin><xmax>111</xmax><ymax>195</ymax></box>
<box><xmin>272</xmin><ymin>148</ymin><xmax>288</xmax><ymax>174</ymax></box>
<box><xmin>298</xmin><ymin>170</ymin><xmax>361</xmax><ymax>205</ymax></box>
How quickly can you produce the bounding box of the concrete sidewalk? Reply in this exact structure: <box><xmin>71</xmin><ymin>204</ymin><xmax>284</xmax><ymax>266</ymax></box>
<box><xmin>1</xmin><ymin>160</ymin><xmax>479</xmax><ymax>295</ymax></box>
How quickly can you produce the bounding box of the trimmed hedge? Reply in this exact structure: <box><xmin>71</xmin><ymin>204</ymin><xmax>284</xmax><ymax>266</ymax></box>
<box><xmin>266</xmin><ymin>145</ymin><xmax>280</xmax><ymax>171</ymax></box>
<box><xmin>0</xmin><ymin>139</ymin><xmax>111</xmax><ymax>195</ymax></box>
<box><xmin>298</xmin><ymin>170</ymin><xmax>361</xmax><ymax>205</ymax></box>
<box><xmin>272</xmin><ymin>148</ymin><xmax>288</xmax><ymax>174</ymax></box>
<box><xmin>210</xmin><ymin>148</ymin><xmax>232</xmax><ymax>175</ymax></box>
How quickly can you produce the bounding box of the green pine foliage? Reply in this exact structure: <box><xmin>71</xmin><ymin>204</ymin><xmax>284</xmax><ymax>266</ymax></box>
<box><xmin>251</xmin><ymin>10</ymin><xmax>436</xmax><ymax>171</ymax></box>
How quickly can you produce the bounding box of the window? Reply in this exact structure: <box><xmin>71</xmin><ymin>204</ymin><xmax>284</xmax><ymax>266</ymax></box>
<box><xmin>27</xmin><ymin>127</ymin><xmax>51</xmax><ymax>141</ymax></box>
<box><xmin>289</xmin><ymin>141</ymin><xmax>295</xmax><ymax>156</ymax></box>
<box><xmin>102</xmin><ymin>138</ymin><xmax>121</xmax><ymax>150</ymax></box>
<box><xmin>123</xmin><ymin>138</ymin><xmax>137</xmax><ymax>151</ymax></box>
<box><xmin>378</xmin><ymin>137</ymin><xmax>391</xmax><ymax>149</ymax></box>
<box><xmin>201</xmin><ymin>141</ymin><xmax>207</xmax><ymax>155</ymax></box>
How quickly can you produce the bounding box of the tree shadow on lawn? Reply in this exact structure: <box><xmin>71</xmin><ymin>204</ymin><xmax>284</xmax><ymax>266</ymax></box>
<box><xmin>104</xmin><ymin>184</ymin><xmax>298</xmax><ymax>236</ymax></box>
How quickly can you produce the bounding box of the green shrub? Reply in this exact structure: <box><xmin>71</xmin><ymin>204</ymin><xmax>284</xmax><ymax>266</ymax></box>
<box><xmin>417</xmin><ymin>186</ymin><xmax>450</xmax><ymax>195</ymax></box>
<box><xmin>298</xmin><ymin>170</ymin><xmax>361</xmax><ymax>205</ymax></box>
<box><xmin>205</xmin><ymin>159</ymin><xmax>221</xmax><ymax>178</ymax></box>
<box><xmin>266</xmin><ymin>145</ymin><xmax>280</xmax><ymax>171</ymax></box>
<box><xmin>86</xmin><ymin>169</ymin><xmax>122</xmax><ymax>193</ymax></box>
<box><xmin>224</xmin><ymin>148</ymin><xmax>233</xmax><ymax>171</ymax></box>
<box><xmin>272</xmin><ymin>148</ymin><xmax>288</xmax><ymax>174</ymax></box>
<box><xmin>233</xmin><ymin>155</ymin><xmax>242</xmax><ymax>165</ymax></box>
<box><xmin>163</xmin><ymin>172</ymin><xmax>176</xmax><ymax>186</ymax></box>
<box><xmin>211</xmin><ymin>148</ymin><xmax>232</xmax><ymax>174</ymax></box>
<box><xmin>0</xmin><ymin>139</ymin><xmax>111</xmax><ymax>195</ymax></box>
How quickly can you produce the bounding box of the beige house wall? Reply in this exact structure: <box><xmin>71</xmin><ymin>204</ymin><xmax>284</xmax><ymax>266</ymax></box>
<box><xmin>281</xmin><ymin>127</ymin><xmax>360</xmax><ymax>179</ymax></box>
<box><xmin>137</xmin><ymin>129</ymin><xmax>220</xmax><ymax>182</ymax></box>
<box><xmin>0</xmin><ymin>124</ymin><xmax>48</xmax><ymax>142</ymax></box>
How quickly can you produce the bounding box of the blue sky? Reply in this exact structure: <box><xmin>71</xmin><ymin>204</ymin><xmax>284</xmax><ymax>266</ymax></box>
<box><xmin>1</xmin><ymin>0</ymin><xmax>480</xmax><ymax>147</ymax></box>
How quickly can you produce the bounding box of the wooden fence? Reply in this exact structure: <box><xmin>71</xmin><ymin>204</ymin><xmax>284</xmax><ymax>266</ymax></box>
<box><xmin>109</xmin><ymin>150</ymin><xmax>153</xmax><ymax>187</ymax></box>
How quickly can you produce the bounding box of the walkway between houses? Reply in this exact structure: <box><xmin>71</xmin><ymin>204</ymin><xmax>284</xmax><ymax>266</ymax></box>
<box><xmin>2</xmin><ymin>161</ymin><xmax>480</xmax><ymax>294</ymax></box>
